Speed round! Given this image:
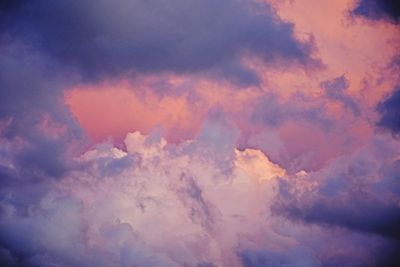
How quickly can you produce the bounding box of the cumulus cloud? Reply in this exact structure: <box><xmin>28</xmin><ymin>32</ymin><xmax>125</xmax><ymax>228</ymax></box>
<box><xmin>0</xmin><ymin>0</ymin><xmax>321</xmax><ymax>172</ymax></box>
<box><xmin>0</xmin><ymin>1</ymin><xmax>399</xmax><ymax>266</ymax></box>
<box><xmin>1</xmin><ymin>127</ymin><xmax>398</xmax><ymax>267</ymax></box>
<box><xmin>0</xmin><ymin>126</ymin><xmax>282</xmax><ymax>267</ymax></box>
<box><xmin>0</xmin><ymin>0</ymin><xmax>321</xmax><ymax>187</ymax></box>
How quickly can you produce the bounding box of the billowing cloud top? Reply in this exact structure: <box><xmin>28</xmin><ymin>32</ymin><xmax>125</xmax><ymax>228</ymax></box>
<box><xmin>0</xmin><ymin>0</ymin><xmax>400</xmax><ymax>266</ymax></box>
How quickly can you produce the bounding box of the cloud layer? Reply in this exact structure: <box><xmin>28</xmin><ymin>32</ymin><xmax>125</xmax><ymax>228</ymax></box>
<box><xmin>1</xmin><ymin>0</ymin><xmax>318</xmax><ymax>84</ymax></box>
<box><xmin>0</xmin><ymin>0</ymin><xmax>400</xmax><ymax>266</ymax></box>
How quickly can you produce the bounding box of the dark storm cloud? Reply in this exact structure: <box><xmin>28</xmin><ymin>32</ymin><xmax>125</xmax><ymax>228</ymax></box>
<box><xmin>377</xmin><ymin>87</ymin><xmax>400</xmax><ymax>135</ymax></box>
<box><xmin>0</xmin><ymin>0</ymin><xmax>319</xmax><ymax>84</ymax></box>
<box><xmin>352</xmin><ymin>0</ymin><xmax>400</xmax><ymax>23</ymax></box>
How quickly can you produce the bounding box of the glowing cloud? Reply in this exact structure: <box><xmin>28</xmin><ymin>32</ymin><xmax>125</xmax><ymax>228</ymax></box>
<box><xmin>1</xmin><ymin>0</ymin><xmax>399</xmax><ymax>266</ymax></box>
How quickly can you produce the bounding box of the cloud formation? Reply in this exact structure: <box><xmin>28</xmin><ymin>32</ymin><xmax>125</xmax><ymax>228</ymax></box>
<box><xmin>0</xmin><ymin>127</ymin><xmax>281</xmax><ymax>266</ymax></box>
<box><xmin>377</xmin><ymin>87</ymin><xmax>400</xmax><ymax>135</ymax></box>
<box><xmin>1</xmin><ymin>0</ymin><xmax>318</xmax><ymax>84</ymax></box>
<box><xmin>352</xmin><ymin>0</ymin><xmax>400</xmax><ymax>23</ymax></box>
<box><xmin>273</xmin><ymin>135</ymin><xmax>400</xmax><ymax>266</ymax></box>
<box><xmin>320</xmin><ymin>75</ymin><xmax>361</xmax><ymax>116</ymax></box>
<box><xmin>1</xmin><ymin>0</ymin><xmax>400</xmax><ymax>266</ymax></box>
<box><xmin>1</xmin><ymin>128</ymin><xmax>399</xmax><ymax>267</ymax></box>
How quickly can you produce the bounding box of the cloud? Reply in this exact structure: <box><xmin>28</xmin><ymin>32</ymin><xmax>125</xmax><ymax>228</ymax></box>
<box><xmin>0</xmin><ymin>0</ymin><xmax>319</xmax><ymax>84</ymax></box>
<box><xmin>272</xmin><ymin>135</ymin><xmax>400</xmax><ymax>258</ymax></box>
<box><xmin>0</xmin><ymin>128</ymin><xmax>397</xmax><ymax>266</ymax></box>
<box><xmin>0</xmin><ymin>1</ymin><xmax>399</xmax><ymax>266</ymax></box>
<box><xmin>239</xmin><ymin>247</ymin><xmax>320</xmax><ymax>267</ymax></box>
<box><xmin>0</xmin><ymin>127</ymin><xmax>279</xmax><ymax>267</ymax></box>
<box><xmin>377</xmin><ymin>87</ymin><xmax>400</xmax><ymax>135</ymax></box>
<box><xmin>0</xmin><ymin>41</ymin><xmax>73</xmax><ymax>134</ymax></box>
<box><xmin>0</xmin><ymin>40</ymin><xmax>85</xmax><ymax>191</ymax></box>
<box><xmin>0</xmin><ymin>0</ymin><xmax>322</xmax><ymax>189</ymax></box>
<box><xmin>251</xmin><ymin>92</ymin><xmax>332</xmax><ymax>129</ymax></box>
<box><xmin>351</xmin><ymin>0</ymin><xmax>400</xmax><ymax>24</ymax></box>
<box><xmin>320</xmin><ymin>75</ymin><xmax>361</xmax><ymax>116</ymax></box>
<box><xmin>0</xmin><ymin>0</ymin><xmax>321</xmax><ymax>176</ymax></box>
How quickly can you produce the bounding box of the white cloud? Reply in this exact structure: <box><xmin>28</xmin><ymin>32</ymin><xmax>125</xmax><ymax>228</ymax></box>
<box><xmin>1</xmin><ymin>129</ymin><xmax>393</xmax><ymax>266</ymax></box>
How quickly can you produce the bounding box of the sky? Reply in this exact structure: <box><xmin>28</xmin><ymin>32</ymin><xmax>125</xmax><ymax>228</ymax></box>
<box><xmin>0</xmin><ymin>0</ymin><xmax>400</xmax><ymax>266</ymax></box>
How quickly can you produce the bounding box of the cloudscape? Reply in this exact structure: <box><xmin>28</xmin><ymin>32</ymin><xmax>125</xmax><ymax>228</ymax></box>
<box><xmin>0</xmin><ymin>0</ymin><xmax>399</xmax><ymax>266</ymax></box>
